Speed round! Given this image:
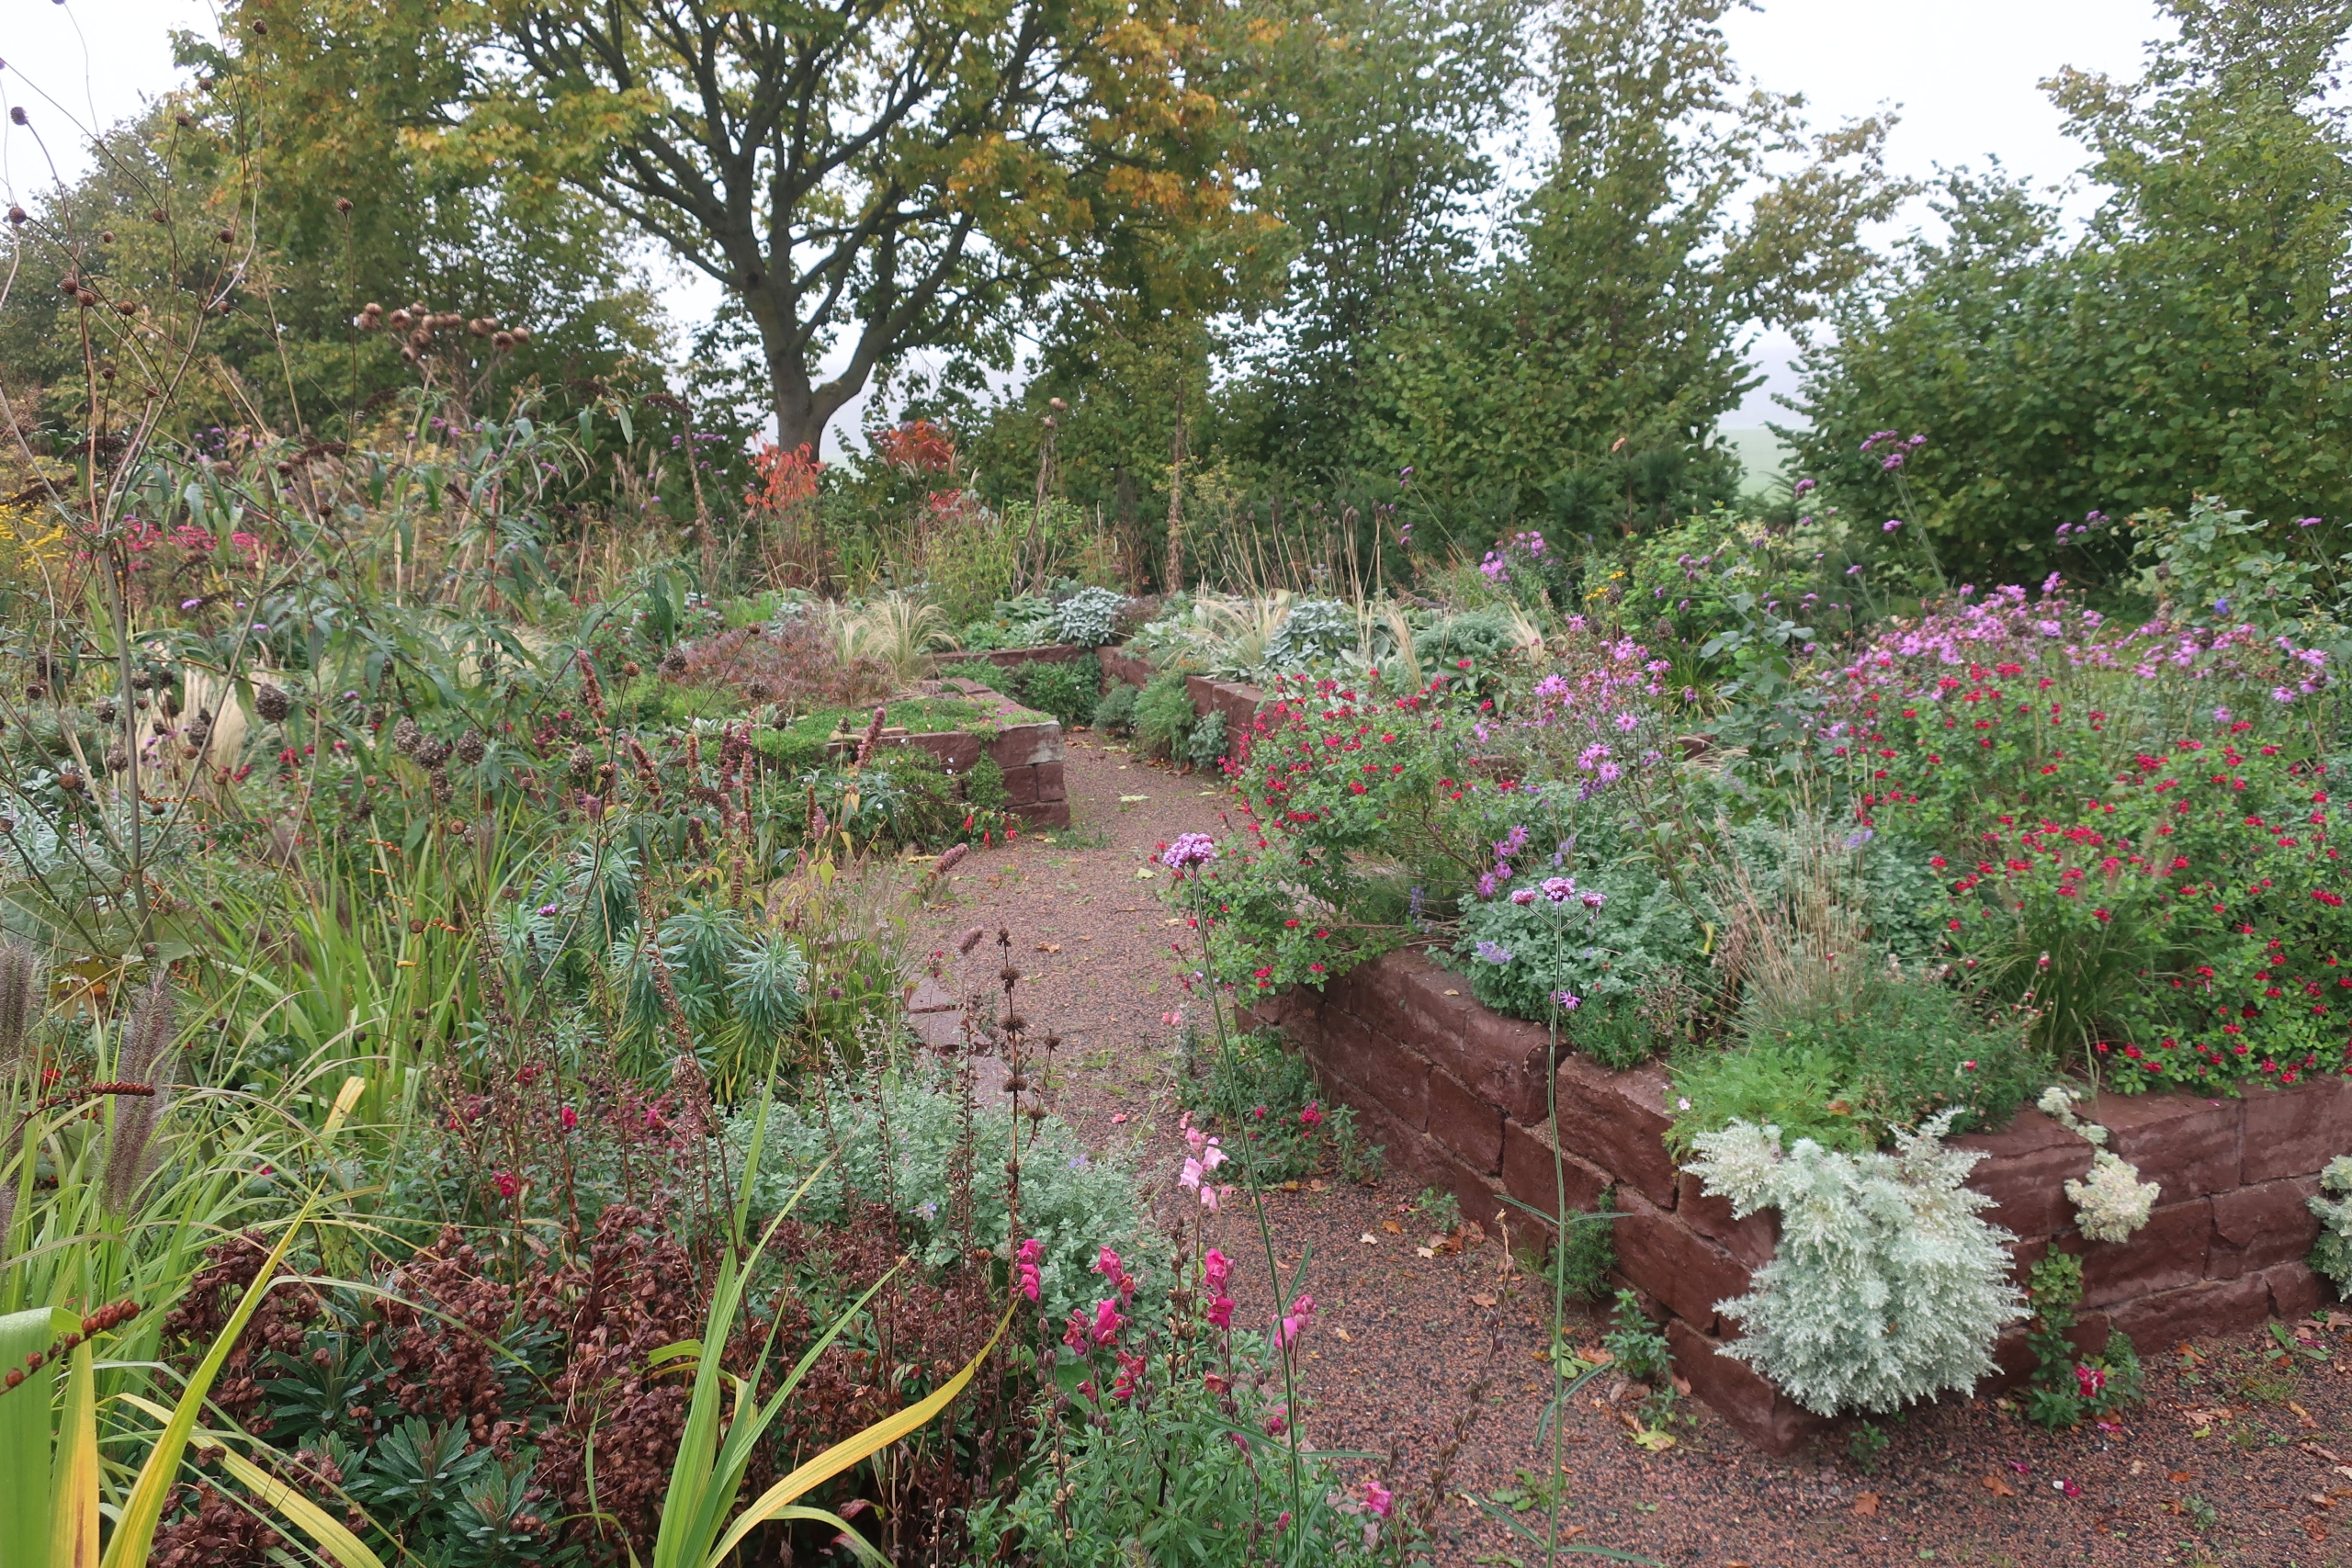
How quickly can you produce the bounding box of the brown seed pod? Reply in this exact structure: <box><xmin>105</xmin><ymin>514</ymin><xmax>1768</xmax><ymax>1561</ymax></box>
<box><xmin>254</xmin><ymin>684</ymin><xmax>292</xmax><ymax>724</ymax></box>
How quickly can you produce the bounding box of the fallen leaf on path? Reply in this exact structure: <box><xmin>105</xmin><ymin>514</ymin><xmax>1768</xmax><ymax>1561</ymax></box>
<box><xmin>1415</xmin><ymin>1247</ymin><xmax>1435</xmax><ymax>1258</ymax></box>
<box><xmin>1333</xmin><ymin>1327</ymin><xmax>1351</xmax><ymax>1341</ymax></box>
<box><xmin>1623</xmin><ymin>1416</ymin><xmax>1674</xmax><ymax>1452</ymax></box>
<box><xmin>2293</xmin><ymin>1401</ymin><xmax>2321</xmax><ymax>1428</ymax></box>
<box><xmin>1135</xmin><ymin>868</ymin><xmax>1158</xmax><ymax>879</ymax></box>
<box><xmin>1381</xmin><ymin>1220</ymin><xmax>1402</xmax><ymax>1235</ymax></box>
<box><xmin>1360</xmin><ymin>1232</ymin><xmax>1377</xmax><ymax>1245</ymax></box>
<box><xmin>1469</xmin><ymin>1292</ymin><xmax>1498</xmax><ymax>1309</ymax></box>
<box><xmin>1442</xmin><ymin>989</ymin><xmax>1460</xmax><ymax>997</ymax></box>
<box><xmin>1035</xmin><ymin>942</ymin><xmax>1061</xmax><ymax>953</ymax></box>
<box><xmin>1111</xmin><ymin>1112</ymin><xmax>1128</xmax><ymax>1124</ymax></box>
<box><xmin>2167</xmin><ymin>1471</ymin><xmax>2193</xmax><ymax>1484</ymax></box>
<box><xmin>1669</xmin><ymin>1372</ymin><xmax>1691</xmax><ymax>1396</ymax></box>
<box><xmin>1982</xmin><ymin>1474</ymin><xmax>2016</xmax><ymax>1498</ymax></box>
<box><xmin>1119</xmin><ymin>794</ymin><xmax>1150</xmax><ymax>802</ymax></box>
<box><xmin>1851</xmin><ymin>1492</ymin><xmax>1879</xmax><ymax>1517</ymax></box>
<box><xmin>2306</xmin><ymin>1517</ymin><xmax>2330</xmax><ymax>1543</ymax></box>
<box><xmin>1579</xmin><ymin>1347</ymin><xmax>1612</xmax><ymax>1365</ymax></box>
<box><xmin>1309</xmin><ymin>1179</ymin><xmax>1327</xmax><ymax>1191</ymax></box>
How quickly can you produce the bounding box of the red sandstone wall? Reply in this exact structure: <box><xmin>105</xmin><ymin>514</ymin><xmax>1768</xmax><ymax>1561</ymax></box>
<box><xmin>1246</xmin><ymin>947</ymin><xmax>2344</xmax><ymax>1451</ymax></box>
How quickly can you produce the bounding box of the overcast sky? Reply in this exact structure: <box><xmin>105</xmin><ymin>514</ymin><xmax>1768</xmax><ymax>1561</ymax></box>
<box><xmin>3</xmin><ymin>0</ymin><xmax>2175</xmax><ymax>441</ymax></box>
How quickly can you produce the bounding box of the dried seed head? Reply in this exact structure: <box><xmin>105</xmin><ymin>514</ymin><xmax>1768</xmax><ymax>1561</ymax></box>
<box><xmin>105</xmin><ymin>976</ymin><xmax>178</xmax><ymax>1213</ymax></box>
<box><xmin>334</xmin><ymin>196</ymin><xmax>352</xmax><ymax>213</ymax></box>
<box><xmin>104</xmin><ymin>746</ymin><xmax>128</xmax><ymax>774</ymax></box>
<box><xmin>453</xmin><ymin>729</ymin><xmax>485</xmax><ymax>766</ymax></box>
<box><xmin>390</xmin><ymin>715</ymin><xmax>422</xmax><ymax>755</ymax></box>
<box><xmin>0</xmin><ymin>942</ymin><xmax>41</xmax><ymax>1067</ymax></box>
<box><xmin>957</xmin><ymin>926</ymin><xmax>987</xmax><ymax>954</ymax></box>
<box><xmin>254</xmin><ymin>683</ymin><xmax>292</xmax><ymax>723</ymax></box>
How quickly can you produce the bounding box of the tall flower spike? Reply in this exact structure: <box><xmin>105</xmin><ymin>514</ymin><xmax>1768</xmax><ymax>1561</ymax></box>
<box><xmin>104</xmin><ymin>975</ymin><xmax>178</xmax><ymax>1214</ymax></box>
<box><xmin>0</xmin><ymin>942</ymin><xmax>40</xmax><ymax>1068</ymax></box>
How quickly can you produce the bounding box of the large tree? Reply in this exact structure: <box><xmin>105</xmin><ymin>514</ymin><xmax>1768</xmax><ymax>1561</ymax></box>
<box><xmin>308</xmin><ymin>0</ymin><xmax>1253</xmax><ymax>455</ymax></box>
<box><xmin>1792</xmin><ymin>0</ymin><xmax>2352</xmax><ymax>581</ymax></box>
<box><xmin>1351</xmin><ymin>0</ymin><xmax>1901</xmax><ymax>525</ymax></box>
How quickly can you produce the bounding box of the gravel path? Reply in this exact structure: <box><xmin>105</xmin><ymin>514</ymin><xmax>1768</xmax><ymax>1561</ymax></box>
<box><xmin>913</xmin><ymin>732</ymin><xmax>2352</xmax><ymax>1568</ymax></box>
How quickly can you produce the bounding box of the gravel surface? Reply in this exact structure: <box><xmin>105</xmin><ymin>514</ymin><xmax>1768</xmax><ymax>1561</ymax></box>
<box><xmin>912</xmin><ymin>731</ymin><xmax>2352</xmax><ymax>1568</ymax></box>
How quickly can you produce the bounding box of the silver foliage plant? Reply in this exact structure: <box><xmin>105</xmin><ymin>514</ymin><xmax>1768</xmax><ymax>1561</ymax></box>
<box><xmin>1049</xmin><ymin>586</ymin><xmax>1129</xmax><ymax>649</ymax></box>
<box><xmin>1686</xmin><ymin>1112</ymin><xmax>2026</xmax><ymax>1416</ymax></box>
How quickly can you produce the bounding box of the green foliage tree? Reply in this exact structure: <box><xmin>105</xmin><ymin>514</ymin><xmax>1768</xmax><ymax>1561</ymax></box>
<box><xmin>3</xmin><ymin>14</ymin><xmax>663</xmax><ymax>443</ymax></box>
<box><xmin>1344</xmin><ymin>0</ymin><xmax>1904</xmax><ymax>536</ymax></box>
<box><xmin>1791</xmin><ymin>0</ymin><xmax>2352</xmax><ymax>582</ymax></box>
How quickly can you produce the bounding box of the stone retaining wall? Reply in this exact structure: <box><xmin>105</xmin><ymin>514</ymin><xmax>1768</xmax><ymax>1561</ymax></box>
<box><xmin>884</xmin><ymin>680</ymin><xmax>1069</xmax><ymax>828</ymax></box>
<box><xmin>1245</xmin><ymin>948</ymin><xmax>2346</xmax><ymax>1451</ymax></box>
<box><xmin>1094</xmin><ymin>649</ymin><xmax>1262</xmax><ymax>762</ymax></box>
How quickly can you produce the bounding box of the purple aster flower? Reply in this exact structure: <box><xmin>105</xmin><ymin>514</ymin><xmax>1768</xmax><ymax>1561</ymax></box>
<box><xmin>1550</xmin><ymin>990</ymin><xmax>1580</xmax><ymax>1010</ymax></box>
<box><xmin>1883</xmin><ymin>518</ymin><xmax>1903</xmax><ymax>532</ymax></box>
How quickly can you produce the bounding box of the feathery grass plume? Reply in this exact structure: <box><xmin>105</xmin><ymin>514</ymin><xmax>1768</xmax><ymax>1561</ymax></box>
<box><xmin>0</xmin><ymin>941</ymin><xmax>40</xmax><ymax>1068</ymax></box>
<box><xmin>104</xmin><ymin>974</ymin><xmax>179</xmax><ymax>1214</ymax></box>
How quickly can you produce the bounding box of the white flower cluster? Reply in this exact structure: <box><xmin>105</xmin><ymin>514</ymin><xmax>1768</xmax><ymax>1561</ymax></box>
<box><xmin>2066</xmin><ymin>1151</ymin><xmax>2161</xmax><ymax>1244</ymax></box>
<box><xmin>1685</xmin><ymin>1114</ymin><xmax>2026</xmax><ymax>1416</ymax></box>
<box><xmin>2039</xmin><ymin>1084</ymin><xmax>2159</xmax><ymax>1243</ymax></box>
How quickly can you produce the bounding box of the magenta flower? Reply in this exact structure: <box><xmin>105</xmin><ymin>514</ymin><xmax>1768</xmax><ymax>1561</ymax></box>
<box><xmin>1362</xmin><ymin>1481</ymin><xmax>1395</xmax><ymax>1518</ymax></box>
<box><xmin>1091</xmin><ymin>1299</ymin><xmax>1124</xmax><ymax>1347</ymax></box>
<box><xmin>1274</xmin><ymin>1292</ymin><xmax>1317</xmax><ymax>1350</ymax></box>
<box><xmin>1204</xmin><ymin>1248</ymin><xmax>1232</xmax><ymax>1292</ymax></box>
<box><xmin>1206</xmin><ymin>1293</ymin><xmax>1234</xmax><ymax>1328</ymax></box>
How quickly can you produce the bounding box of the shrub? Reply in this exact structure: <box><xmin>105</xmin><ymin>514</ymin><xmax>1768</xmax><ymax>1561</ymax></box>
<box><xmin>1685</xmin><ymin>1113</ymin><xmax>2026</xmax><ymax>1416</ymax></box>
<box><xmin>1183</xmin><ymin>707</ymin><xmax>1228</xmax><ymax>769</ymax></box>
<box><xmin>1453</xmin><ymin>863</ymin><xmax>1707</xmax><ymax>1064</ymax></box>
<box><xmin>2021</xmin><ymin>1253</ymin><xmax>2144</xmax><ymax>1428</ymax></box>
<box><xmin>940</xmin><ymin>656</ymin><xmax>1003</xmax><ymax>688</ymax></box>
<box><xmin>1423</xmin><ymin>609</ymin><xmax>1518</xmax><ymax>666</ymax></box>
<box><xmin>1050</xmin><ymin>585</ymin><xmax>1128</xmax><ymax>647</ymax></box>
<box><xmin>732</xmin><ymin>1064</ymin><xmax>1155</xmax><ymax>1327</ymax></box>
<box><xmin>1013</xmin><ymin>657</ymin><xmax>1101</xmax><ymax>728</ymax></box>
<box><xmin>1178</xmin><ymin>1027</ymin><xmax>1372</xmax><ymax>1186</ymax></box>
<box><xmin>1264</xmin><ymin>598</ymin><xmax>1355</xmax><ymax>670</ymax></box>
<box><xmin>2311</xmin><ymin>1155</ymin><xmax>2352</xmax><ymax>1292</ymax></box>
<box><xmin>1133</xmin><ymin>671</ymin><xmax>1196</xmax><ymax>759</ymax></box>
<box><xmin>1671</xmin><ymin>971</ymin><xmax>2043</xmax><ymax>1155</ymax></box>
<box><xmin>1094</xmin><ymin>680</ymin><xmax>1139</xmax><ymax>736</ymax></box>
<box><xmin>1829</xmin><ymin>582</ymin><xmax>2346</xmax><ymax>1090</ymax></box>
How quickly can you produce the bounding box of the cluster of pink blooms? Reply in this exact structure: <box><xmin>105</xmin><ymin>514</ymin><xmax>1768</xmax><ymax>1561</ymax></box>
<box><xmin>1204</xmin><ymin>1247</ymin><xmax>1235</xmax><ymax>1328</ymax></box>
<box><xmin>1015</xmin><ymin>1236</ymin><xmax>1045</xmax><ymax>1303</ymax></box>
<box><xmin>1179</xmin><ymin>1116</ymin><xmax>1232</xmax><ymax>1212</ymax></box>
<box><xmin>1833</xmin><ymin>579</ymin><xmax>2329</xmax><ymax>705</ymax></box>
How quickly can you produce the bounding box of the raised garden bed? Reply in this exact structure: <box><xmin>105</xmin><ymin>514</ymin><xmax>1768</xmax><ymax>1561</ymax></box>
<box><xmin>1245</xmin><ymin>947</ymin><xmax>2345</xmax><ymax>1451</ymax></box>
<box><xmin>895</xmin><ymin>680</ymin><xmax>1069</xmax><ymax>827</ymax></box>
<box><xmin>1095</xmin><ymin>648</ymin><xmax>1262</xmax><ymax>762</ymax></box>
